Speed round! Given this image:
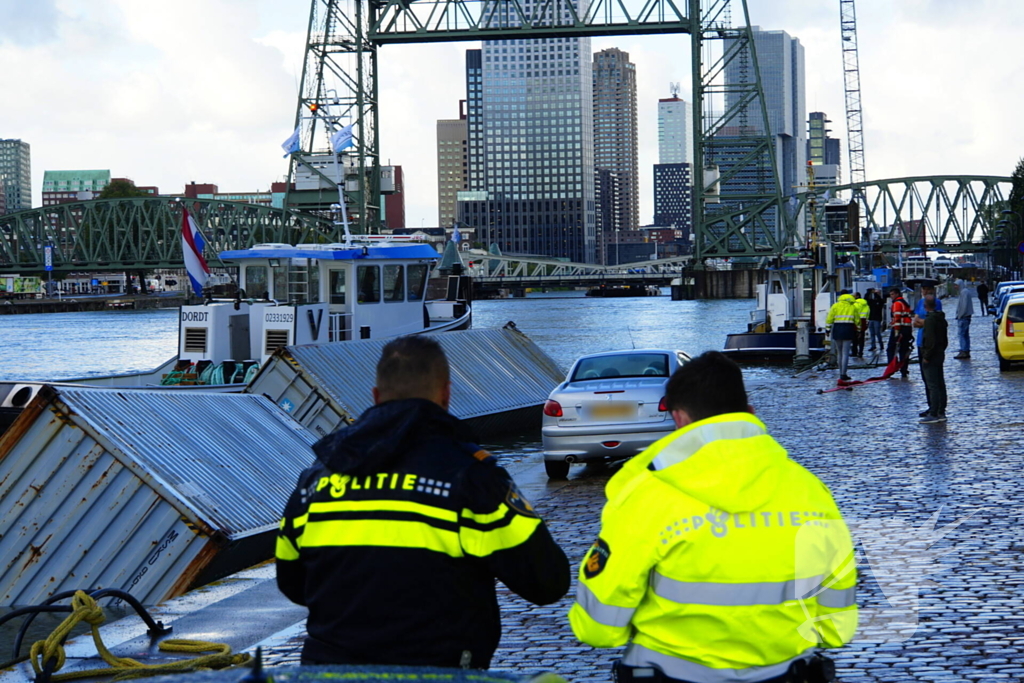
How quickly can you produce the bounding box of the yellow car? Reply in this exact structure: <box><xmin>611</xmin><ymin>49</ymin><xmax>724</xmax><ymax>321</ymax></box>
<box><xmin>995</xmin><ymin>293</ymin><xmax>1024</xmax><ymax>371</ymax></box>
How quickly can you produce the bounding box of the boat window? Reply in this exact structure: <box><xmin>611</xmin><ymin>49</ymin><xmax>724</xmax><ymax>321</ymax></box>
<box><xmin>245</xmin><ymin>266</ymin><xmax>268</xmax><ymax>298</ymax></box>
<box><xmin>407</xmin><ymin>264</ymin><xmax>428</xmax><ymax>301</ymax></box>
<box><xmin>329</xmin><ymin>270</ymin><xmax>346</xmax><ymax>305</ymax></box>
<box><xmin>571</xmin><ymin>353</ymin><xmax>670</xmax><ymax>381</ymax></box>
<box><xmin>383</xmin><ymin>265</ymin><xmax>405</xmax><ymax>302</ymax></box>
<box><xmin>357</xmin><ymin>265</ymin><xmax>380</xmax><ymax>304</ymax></box>
<box><xmin>273</xmin><ymin>266</ymin><xmax>288</xmax><ymax>302</ymax></box>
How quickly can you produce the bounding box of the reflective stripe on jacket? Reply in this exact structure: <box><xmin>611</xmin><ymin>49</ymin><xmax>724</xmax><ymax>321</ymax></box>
<box><xmin>826</xmin><ymin>294</ymin><xmax>859</xmax><ymax>328</ymax></box>
<box><xmin>569</xmin><ymin>413</ymin><xmax>858</xmax><ymax>682</ymax></box>
<box><xmin>891</xmin><ymin>297</ymin><xmax>912</xmax><ymax>328</ymax></box>
<box><xmin>276</xmin><ymin>399</ymin><xmax>569</xmax><ymax>668</ymax></box>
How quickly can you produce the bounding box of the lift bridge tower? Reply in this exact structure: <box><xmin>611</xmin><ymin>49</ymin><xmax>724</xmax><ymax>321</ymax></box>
<box><xmin>284</xmin><ymin>0</ymin><xmax>787</xmax><ymax>259</ymax></box>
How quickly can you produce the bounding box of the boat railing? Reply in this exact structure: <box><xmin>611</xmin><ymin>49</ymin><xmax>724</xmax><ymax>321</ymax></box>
<box><xmin>329</xmin><ymin>313</ymin><xmax>353</xmax><ymax>342</ymax></box>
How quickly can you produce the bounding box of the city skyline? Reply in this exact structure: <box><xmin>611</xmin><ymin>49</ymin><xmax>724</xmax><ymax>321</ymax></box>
<box><xmin>2</xmin><ymin>1</ymin><xmax>1022</xmax><ymax>230</ymax></box>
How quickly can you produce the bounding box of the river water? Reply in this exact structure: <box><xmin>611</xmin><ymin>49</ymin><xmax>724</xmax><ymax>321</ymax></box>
<box><xmin>0</xmin><ymin>292</ymin><xmax>773</xmax><ymax>383</ymax></box>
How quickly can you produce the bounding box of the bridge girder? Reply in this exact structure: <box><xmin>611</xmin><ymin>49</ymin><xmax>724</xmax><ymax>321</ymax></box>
<box><xmin>0</xmin><ymin>198</ymin><xmax>333</xmax><ymax>273</ymax></box>
<box><xmin>789</xmin><ymin>175</ymin><xmax>1012</xmax><ymax>252</ymax></box>
<box><xmin>369</xmin><ymin>0</ymin><xmax>691</xmax><ymax>44</ymax></box>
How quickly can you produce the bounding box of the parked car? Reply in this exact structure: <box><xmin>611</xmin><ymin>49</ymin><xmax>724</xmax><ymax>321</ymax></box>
<box><xmin>541</xmin><ymin>349</ymin><xmax>690</xmax><ymax>479</ymax></box>
<box><xmin>989</xmin><ymin>284</ymin><xmax>1024</xmax><ymax>328</ymax></box>
<box><xmin>995</xmin><ymin>294</ymin><xmax>1024</xmax><ymax>370</ymax></box>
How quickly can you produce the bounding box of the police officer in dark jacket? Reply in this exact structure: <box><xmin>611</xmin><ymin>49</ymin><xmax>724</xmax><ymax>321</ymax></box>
<box><xmin>276</xmin><ymin>335</ymin><xmax>570</xmax><ymax>669</ymax></box>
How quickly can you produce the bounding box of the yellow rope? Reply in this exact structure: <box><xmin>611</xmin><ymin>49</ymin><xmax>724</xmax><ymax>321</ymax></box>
<box><xmin>29</xmin><ymin>591</ymin><xmax>251</xmax><ymax>682</ymax></box>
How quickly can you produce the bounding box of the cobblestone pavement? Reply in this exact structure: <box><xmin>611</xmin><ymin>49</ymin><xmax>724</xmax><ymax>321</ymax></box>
<box><xmin>263</xmin><ymin>315</ymin><xmax>1024</xmax><ymax>682</ymax></box>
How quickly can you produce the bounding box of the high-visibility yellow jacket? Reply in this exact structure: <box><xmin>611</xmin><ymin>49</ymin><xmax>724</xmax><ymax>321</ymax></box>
<box><xmin>826</xmin><ymin>294</ymin><xmax>859</xmax><ymax>328</ymax></box>
<box><xmin>855</xmin><ymin>298</ymin><xmax>870</xmax><ymax>324</ymax></box>
<box><xmin>569</xmin><ymin>412</ymin><xmax>857</xmax><ymax>682</ymax></box>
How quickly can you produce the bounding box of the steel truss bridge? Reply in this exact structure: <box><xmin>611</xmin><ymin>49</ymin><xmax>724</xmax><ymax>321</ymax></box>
<box><xmin>0</xmin><ymin>175</ymin><xmax>1010</xmax><ymax>273</ymax></box>
<box><xmin>466</xmin><ymin>252</ymin><xmax>690</xmax><ymax>288</ymax></box>
<box><xmin>0</xmin><ymin>198</ymin><xmax>332</xmax><ymax>273</ymax></box>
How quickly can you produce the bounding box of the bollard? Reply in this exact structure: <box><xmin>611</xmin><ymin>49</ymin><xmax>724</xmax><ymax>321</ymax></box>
<box><xmin>795</xmin><ymin>321</ymin><xmax>810</xmax><ymax>362</ymax></box>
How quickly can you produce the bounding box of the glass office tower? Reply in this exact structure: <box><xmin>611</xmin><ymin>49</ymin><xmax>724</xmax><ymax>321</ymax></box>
<box><xmin>458</xmin><ymin>1</ymin><xmax>596</xmax><ymax>262</ymax></box>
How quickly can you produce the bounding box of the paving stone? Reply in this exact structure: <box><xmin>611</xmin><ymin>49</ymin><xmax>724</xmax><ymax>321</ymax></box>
<box><xmin>258</xmin><ymin>320</ymin><xmax>1024</xmax><ymax>681</ymax></box>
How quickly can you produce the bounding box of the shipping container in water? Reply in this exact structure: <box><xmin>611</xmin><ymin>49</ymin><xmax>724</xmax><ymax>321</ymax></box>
<box><xmin>0</xmin><ymin>387</ymin><xmax>317</xmax><ymax>606</ymax></box>
<box><xmin>247</xmin><ymin>325</ymin><xmax>565</xmax><ymax>438</ymax></box>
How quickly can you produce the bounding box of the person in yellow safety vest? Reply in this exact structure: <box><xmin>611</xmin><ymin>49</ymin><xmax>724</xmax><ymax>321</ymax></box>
<box><xmin>825</xmin><ymin>292</ymin><xmax>860</xmax><ymax>382</ymax></box>
<box><xmin>569</xmin><ymin>351</ymin><xmax>857</xmax><ymax>683</ymax></box>
<box><xmin>852</xmin><ymin>293</ymin><xmax>870</xmax><ymax>358</ymax></box>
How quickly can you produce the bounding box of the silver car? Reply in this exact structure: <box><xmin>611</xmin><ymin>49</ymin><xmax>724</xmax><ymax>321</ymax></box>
<box><xmin>542</xmin><ymin>349</ymin><xmax>690</xmax><ymax>479</ymax></box>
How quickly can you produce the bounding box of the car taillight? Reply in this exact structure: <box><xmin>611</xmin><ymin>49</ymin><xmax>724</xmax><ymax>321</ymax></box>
<box><xmin>658</xmin><ymin>396</ymin><xmax>668</xmax><ymax>412</ymax></box>
<box><xmin>543</xmin><ymin>399</ymin><xmax>563</xmax><ymax>417</ymax></box>
<box><xmin>1008</xmin><ymin>317</ymin><xmax>1015</xmax><ymax>337</ymax></box>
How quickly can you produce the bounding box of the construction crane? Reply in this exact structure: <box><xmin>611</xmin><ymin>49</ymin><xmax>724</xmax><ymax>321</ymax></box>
<box><xmin>839</xmin><ymin>0</ymin><xmax>866</xmax><ymax>186</ymax></box>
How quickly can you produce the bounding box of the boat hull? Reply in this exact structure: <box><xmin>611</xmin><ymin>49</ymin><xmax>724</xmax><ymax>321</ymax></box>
<box><xmin>723</xmin><ymin>331</ymin><xmax>827</xmax><ymax>364</ymax></box>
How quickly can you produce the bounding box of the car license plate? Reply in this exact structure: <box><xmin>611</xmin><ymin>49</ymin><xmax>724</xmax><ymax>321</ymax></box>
<box><xmin>589</xmin><ymin>402</ymin><xmax>634</xmax><ymax>420</ymax></box>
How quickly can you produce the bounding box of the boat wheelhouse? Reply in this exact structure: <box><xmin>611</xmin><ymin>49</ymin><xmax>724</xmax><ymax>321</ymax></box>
<box><xmin>723</xmin><ymin>242</ymin><xmax>858</xmax><ymax>363</ymax></box>
<box><xmin>65</xmin><ymin>240</ymin><xmax>471</xmax><ymax>388</ymax></box>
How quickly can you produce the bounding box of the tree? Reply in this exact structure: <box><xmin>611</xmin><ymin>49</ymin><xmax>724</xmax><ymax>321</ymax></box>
<box><xmin>98</xmin><ymin>178</ymin><xmax>150</xmax><ymax>199</ymax></box>
<box><xmin>99</xmin><ymin>179</ymin><xmax>152</xmax><ymax>293</ymax></box>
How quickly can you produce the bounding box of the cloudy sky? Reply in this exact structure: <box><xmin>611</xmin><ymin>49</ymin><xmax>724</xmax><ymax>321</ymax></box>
<box><xmin>1</xmin><ymin>0</ymin><xmax>1021</xmax><ymax>227</ymax></box>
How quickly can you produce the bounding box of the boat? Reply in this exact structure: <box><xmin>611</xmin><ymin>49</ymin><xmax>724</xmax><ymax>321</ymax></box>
<box><xmin>723</xmin><ymin>242</ymin><xmax>859</xmax><ymax>364</ymax></box>
<box><xmin>586</xmin><ymin>284</ymin><xmax>660</xmax><ymax>297</ymax></box>
<box><xmin>60</xmin><ymin>239</ymin><xmax>471</xmax><ymax>389</ymax></box>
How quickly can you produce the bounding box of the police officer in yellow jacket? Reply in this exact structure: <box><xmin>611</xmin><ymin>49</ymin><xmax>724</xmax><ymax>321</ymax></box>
<box><xmin>569</xmin><ymin>352</ymin><xmax>857</xmax><ymax>683</ymax></box>
<box><xmin>852</xmin><ymin>293</ymin><xmax>870</xmax><ymax>358</ymax></box>
<box><xmin>277</xmin><ymin>335</ymin><xmax>570</xmax><ymax>668</ymax></box>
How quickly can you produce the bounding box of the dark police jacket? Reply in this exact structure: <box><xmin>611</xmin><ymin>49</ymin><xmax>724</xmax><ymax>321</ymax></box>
<box><xmin>276</xmin><ymin>398</ymin><xmax>570</xmax><ymax>668</ymax></box>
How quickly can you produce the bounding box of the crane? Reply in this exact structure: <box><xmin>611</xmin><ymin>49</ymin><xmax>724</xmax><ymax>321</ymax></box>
<box><xmin>839</xmin><ymin>0</ymin><xmax>866</xmax><ymax>186</ymax></box>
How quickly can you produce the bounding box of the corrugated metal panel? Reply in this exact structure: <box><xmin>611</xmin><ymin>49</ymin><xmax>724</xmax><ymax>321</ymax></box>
<box><xmin>249</xmin><ymin>327</ymin><xmax>565</xmax><ymax>430</ymax></box>
<box><xmin>54</xmin><ymin>389</ymin><xmax>316</xmax><ymax>536</ymax></box>
<box><xmin>0</xmin><ymin>387</ymin><xmax>317</xmax><ymax>606</ymax></box>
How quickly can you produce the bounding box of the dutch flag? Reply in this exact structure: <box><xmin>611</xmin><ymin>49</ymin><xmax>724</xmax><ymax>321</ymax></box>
<box><xmin>181</xmin><ymin>207</ymin><xmax>211</xmax><ymax>296</ymax></box>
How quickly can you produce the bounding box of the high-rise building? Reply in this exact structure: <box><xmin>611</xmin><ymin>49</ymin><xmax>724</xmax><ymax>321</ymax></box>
<box><xmin>0</xmin><ymin>139</ymin><xmax>32</xmax><ymax>212</ymax></box>
<box><xmin>807</xmin><ymin>112</ymin><xmax>841</xmax><ymax>192</ymax></box>
<box><xmin>653</xmin><ymin>163</ymin><xmax>692</xmax><ymax>234</ymax></box>
<box><xmin>437</xmin><ymin>104</ymin><xmax>468</xmax><ymax>229</ymax></box>
<box><xmin>382</xmin><ymin>165</ymin><xmax>406</xmax><ymax>229</ymax></box>
<box><xmin>657</xmin><ymin>92</ymin><xmax>690</xmax><ymax>166</ymax></box>
<box><xmin>723</xmin><ymin>27</ymin><xmax>806</xmax><ymax>199</ymax></box>
<box><xmin>654</xmin><ymin>88</ymin><xmax>693</xmax><ymax>236</ymax></box>
<box><xmin>457</xmin><ymin>12</ymin><xmax>596</xmax><ymax>263</ymax></box>
<box><xmin>41</xmin><ymin>170</ymin><xmax>111</xmax><ymax>206</ymax></box>
<box><xmin>808</xmin><ymin>112</ymin><xmax>841</xmax><ymax>167</ymax></box>
<box><xmin>593</xmin><ymin>48</ymin><xmax>638</xmax><ymax>240</ymax></box>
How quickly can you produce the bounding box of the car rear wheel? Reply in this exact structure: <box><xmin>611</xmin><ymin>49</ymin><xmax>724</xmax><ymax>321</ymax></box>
<box><xmin>544</xmin><ymin>459</ymin><xmax>571</xmax><ymax>480</ymax></box>
<box><xmin>999</xmin><ymin>353</ymin><xmax>1012</xmax><ymax>371</ymax></box>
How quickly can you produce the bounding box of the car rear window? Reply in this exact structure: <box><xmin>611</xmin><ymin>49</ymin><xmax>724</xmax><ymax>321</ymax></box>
<box><xmin>572</xmin><ymin>353</ymin><xmax>670</xmax><ymax>381</ymax></box>
<box><xmin>1008</xmin><ymin>304</ymin><xmax>1024</xmax><ymax>324</ymax></box>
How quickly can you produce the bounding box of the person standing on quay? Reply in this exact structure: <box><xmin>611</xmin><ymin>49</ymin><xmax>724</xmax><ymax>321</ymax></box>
<box><xmin>852</xmin><ymin>292</ymin><xmax>869</xmax><ymax>358</ymax></box>
<box><xmin>919</xmin><ymin>297</ymin><xmax>948</xmax><ymax>423</ymax></box>
<box><xmin>826</xmin><ymin>292</ymin><xmax>860</xmax><ymax>382</ymax></box>
<box><xmin>866</xmin><ymin>288</ymin><xmax>885</xmax><ymax>353</ymax></box>
<box><xmin>954</xmin><ymin>282</ymin><xmax>975</xmax><ymax>359</ymax></box>
<box><xmin>887</xmin><ymin>288</ymin><xmax>913</xmax><ymax>378</ymax></box>
<box><xmin>977</xmin><ymin>281</ymin><xmax>990</xmax><ymax>315</ymax></box>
